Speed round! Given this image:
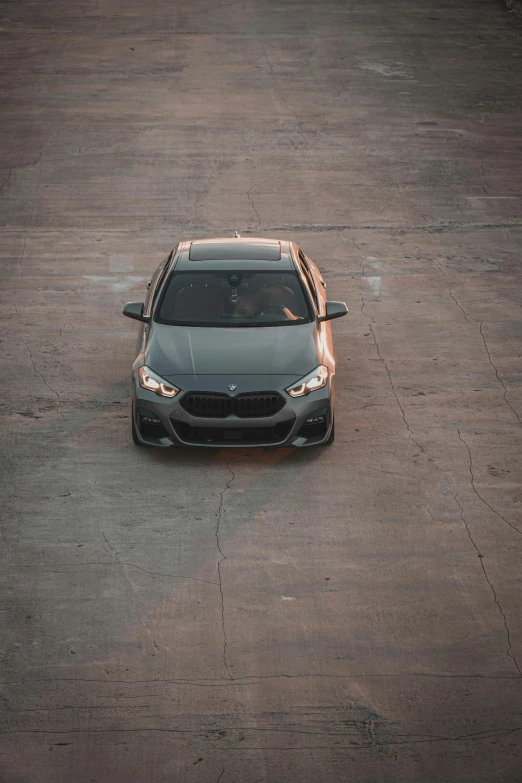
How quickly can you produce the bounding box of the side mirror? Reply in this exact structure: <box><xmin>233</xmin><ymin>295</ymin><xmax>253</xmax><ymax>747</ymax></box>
<box><xmin>318</xmin><ymin>301</ymin><xmax>348</xmax><ymax>322</ymax></box>
<box><xmin>123</xmin><ymin>302</ymin><xmax>149</xmax><ymax>323</ymax></box>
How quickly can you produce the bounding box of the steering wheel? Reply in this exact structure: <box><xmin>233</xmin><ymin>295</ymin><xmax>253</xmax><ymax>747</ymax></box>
<box><xmin>255</xmin><ymin>303</ymin><xmax>288</xmax><ymax>318</ymax></box>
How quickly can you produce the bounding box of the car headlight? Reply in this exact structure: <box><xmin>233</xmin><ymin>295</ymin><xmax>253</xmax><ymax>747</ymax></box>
<box><xmin>138</xmin><ymin>366</ymin><xmax>180</xmax><ymax>398</ymax></box>
<box><xmin>286</xmin><ymin>365</ymin><xmax>329</xmax><ymax>398</ymax></box>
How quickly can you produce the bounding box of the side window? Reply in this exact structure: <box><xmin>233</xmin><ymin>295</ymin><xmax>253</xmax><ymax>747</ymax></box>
<box><xmin>298</xmin><ymin>250</ymin><xmax>319</xmax><ymax>310</ymax></box>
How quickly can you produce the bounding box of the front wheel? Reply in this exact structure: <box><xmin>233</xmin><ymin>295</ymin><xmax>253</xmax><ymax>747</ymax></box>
<box><xmin>324</xmin><ymin>418</ymin><xmax>335</xmax><ymax>445</ymax></box>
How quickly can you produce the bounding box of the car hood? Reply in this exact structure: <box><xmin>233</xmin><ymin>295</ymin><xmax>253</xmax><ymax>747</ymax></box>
<box><xmin>143</xmin><ymin>322</ymin><xmax>323</xmax><ymax>377</ymax></box>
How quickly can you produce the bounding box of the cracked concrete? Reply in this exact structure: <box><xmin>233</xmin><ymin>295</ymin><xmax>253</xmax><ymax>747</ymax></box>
<box><xmin>368</xmin><ymin>324</ymin><xmax>425</xmax><ymax>456</ymax></box>
<box><xmin>453</xmin><ymin>493</ymin><xmax>521</xmax><ymax>677</ymax></box>
<box><xmin>18</xmin><ymin>336</ymin><xmax>64</xmax><ymax>416</ymax></box>
<box><xmin>1</xmin><ymin>0</ymin><xmax>522</xmax><ymax>781</ymax></box>
<box><xmin>479</xmin><ymin>321</ymin><xmax>522</xmax><ymax>426</ymax></box>
<box><xmin>216</xmin><ymin>457</ymin><xmax>236</xmax><ymax>680</ymax></box>
<box><xmin>449</xmin><ymin>288</ymin><xmax>471</xmax><ymax>322</ymax></box>
<box><xmin>458</xmin><ymin>429</ymin><xmax>521</xmax><ymax>537</ymax></box>
<box><xmin>246</xmin><ymin>164</ymin><xmax>289</xmax><ymax>230</ymax></box>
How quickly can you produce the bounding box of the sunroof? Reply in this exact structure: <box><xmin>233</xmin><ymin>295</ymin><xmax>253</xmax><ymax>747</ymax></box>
<box><xmin>189</xmin><ymin>240</ymin><xmax>281</xmax><ymax>261</ymax></box>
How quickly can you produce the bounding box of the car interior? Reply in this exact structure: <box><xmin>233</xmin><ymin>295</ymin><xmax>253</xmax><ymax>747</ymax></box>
<box><xmin>158</xmin><ymin>271</ymin><xmax>310</xmax><ymax>324</ymax></box>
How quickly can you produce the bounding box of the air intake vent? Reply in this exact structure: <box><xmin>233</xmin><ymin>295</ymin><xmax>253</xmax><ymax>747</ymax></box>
<box><xmin>173</xmin><ymin>420</ymin><xmax>293</xmax><ymax>445</ymax></box>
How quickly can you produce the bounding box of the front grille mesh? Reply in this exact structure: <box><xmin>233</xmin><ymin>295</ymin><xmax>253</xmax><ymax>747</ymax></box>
<box><xmin>180</xmin><ymin>392</ymin><xmax>285</xmax><ymax>419</ymax></box>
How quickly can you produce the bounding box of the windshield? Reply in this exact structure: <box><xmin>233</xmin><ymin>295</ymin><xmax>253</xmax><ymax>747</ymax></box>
<box><xmin>156</xmin><ymin>270</ymin><xmax>313</xmax><ymax>327</ymax></box>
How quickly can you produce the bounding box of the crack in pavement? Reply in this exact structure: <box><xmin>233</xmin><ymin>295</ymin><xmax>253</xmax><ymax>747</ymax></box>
<box><xmin>7</xmin><ymin>562</ymin><xmax>219</xmax><ymax>585</ymax></box>
<box><xmin>449</xmin><ymin>288</ymin><xmax>470</xmax><ymax>322</ymax></box>
<box><xmin>481</xmin><ymin>163</ymin><xmax>490</xmax><ymax>195</ymax></box>
<box><xmin>350</xmin><ymin>235</ymin><xmax>365</xmax><ymax>275</ymax></box>
<box><xmin>296</xmin><ymin>37</ymin><xmax>321</xmax><ymax>89</ymax></box>
<box><xmin>216</xmin><ymin>455</ymin><xmax>236</xmax><ymax>680</ymax></box>
<box><xmin>0</xmin><ymin>166</ymin><xmax>12</xmax><ymax>195</ymax></box>
<box><xmin>369</xmin><ymin>325</ymin><xmax>424</xmax><ymax>456</ymax></box>
<box><xmin>2</xmin><ymin>726</ymin><xmax>521</xmax><ymax>748</ymax></box>
<box><xmin>19</xmin><ymin>337</ymin><xmax>63</xmax><ymax>416</ymax></box>
<box><xmin>337</xmin><ymin>235</ymin><xmax>365</xmax><ymax>277</ymax></box>
<box><xmin>479</xmin><ymin>322</ymin><xmax>522</xmax><ymax>426</ymax></box>
<box><xmin>246</xmin><ymin>188</ymin><xmax>262</xmax><ymax>228</ymax></box>
<box><xmin>457</xmin><ymin>430</ymin><xmax>521</xmax><ymax>536</ymax></box>
<box><xmin>367</xmin><ymin>718</ymin><xmax>376</xmax><ymax>746</ymax></box>
<box><xmin>453</xmin><ymin>494</ymin><xmax>521</xmax><ymax>677</ymax></box>
<box><xmin>3</xmin><ymin>671</ymin><xmax>521</xmax><ymax>687</ymax></box>
<box><xmin>246</xmin><ymin>163</ymin><xmax>288</xmax><ymax>230</ymax></box>
<box><xmin>250</xmin><ymin>221</ymin><xmax>522</xmax><ymax>234</ymax></box>
<box><xmin>260</xmin><ymin>42</ymin><xmax>286</xmax><ymax>108</ymax></box>
<box><xmin>101</xmin><ymin>532</ymin><xmax>167</xmax><ymax>655</ymax></box>
<box><xmin>359</xmin><ymin>292</ymin><xmax>375</xmax><ymax>323</ymax></box>
<box><xmin>18</xmin><ymin>237</ymin><xmax>27</xmax><ymax>278</ymax></box>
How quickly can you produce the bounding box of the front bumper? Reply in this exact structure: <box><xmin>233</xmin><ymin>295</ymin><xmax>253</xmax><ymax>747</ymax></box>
<box><xmin>132</xmin><ymin>374</ymin><xmax>334</xmax><ymax>448</ymax></box>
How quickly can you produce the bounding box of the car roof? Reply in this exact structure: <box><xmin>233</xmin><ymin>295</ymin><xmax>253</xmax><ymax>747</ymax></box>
<box><xmin>175</xmin><ymin>237</ymin><xmax>295</xmax><ymax>271</ymax></box>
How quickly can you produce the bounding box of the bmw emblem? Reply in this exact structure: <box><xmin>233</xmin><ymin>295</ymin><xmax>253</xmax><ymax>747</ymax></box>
<box><xmin>228</xmin><ymin>384</ymin><xmax>238</xmax><ymax>392</ymax></box>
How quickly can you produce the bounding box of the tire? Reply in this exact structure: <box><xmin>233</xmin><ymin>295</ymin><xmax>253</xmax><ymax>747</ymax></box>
<box><xmin>324</xmin><ymin>418</ymin><xmax>335</xmax><ymax>445</ymax></box>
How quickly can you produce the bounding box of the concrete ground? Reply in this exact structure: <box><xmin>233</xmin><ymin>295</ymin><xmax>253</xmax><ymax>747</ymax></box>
<box><xmin>1</xmin><ymin>0</ymin><xmax>522</xmax><ymax>781</ymax></box>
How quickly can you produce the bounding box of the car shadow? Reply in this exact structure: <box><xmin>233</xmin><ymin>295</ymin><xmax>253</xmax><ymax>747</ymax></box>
<box><xmin>145</xmin><ymin>441</ymin><xmax>325</xmax><ymax>469</ymax></box>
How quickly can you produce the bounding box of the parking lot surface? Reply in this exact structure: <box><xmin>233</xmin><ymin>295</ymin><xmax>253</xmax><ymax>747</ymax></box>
<box><xmin>1</xmin><ymin>1</ymin><xmax>521</xmax><ymax>781</ymax></box>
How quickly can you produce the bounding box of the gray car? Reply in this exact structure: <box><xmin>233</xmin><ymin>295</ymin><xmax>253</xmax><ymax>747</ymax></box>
<box><xmin>123</xmin><ymin>237</ymin><xmax>348</xmax><ymax>448</ymax></box>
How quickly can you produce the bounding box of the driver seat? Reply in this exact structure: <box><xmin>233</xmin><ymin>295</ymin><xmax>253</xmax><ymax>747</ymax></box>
<box><xmin>251</xmin><ymin>285</ymin><xmax>298</xmax><ymax>315</ymax></box>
